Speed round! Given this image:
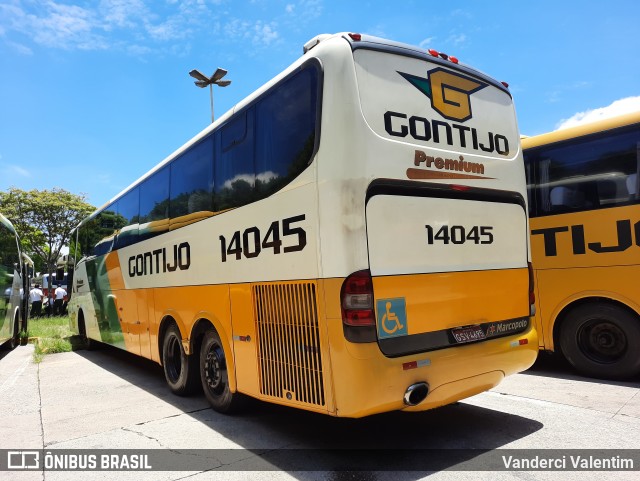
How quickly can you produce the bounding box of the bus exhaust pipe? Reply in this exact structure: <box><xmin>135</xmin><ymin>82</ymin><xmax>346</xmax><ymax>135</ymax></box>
<box><xmin>403</xmin><ymin>382</ymin><xmax>429</xmax><ymax>406</ymax></box>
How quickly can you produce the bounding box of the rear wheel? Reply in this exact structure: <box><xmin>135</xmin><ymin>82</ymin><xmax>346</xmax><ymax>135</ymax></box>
<box><xmin>560</xmin><ymin>303</ymin><xmax>640</xmax><ymax>380</ymax></box>
<box><xmin>162</xmin><ymin>323</ymin><xmax>199</xmax><ymax>395</ymax></box>
<box><xmin>200</xmin><ymin>328</ymin><xmax>244</xmax><ymax>413</ymax></box>
<box><xmin>9</xmin><ymin>312</ymin><xmax>19</xmax><ymax>349</ymax></box>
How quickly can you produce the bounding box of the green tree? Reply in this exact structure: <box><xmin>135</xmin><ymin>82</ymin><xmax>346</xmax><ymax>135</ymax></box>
<box><xmin>0</xmin><ymin>188</ymin><xmax>95</xmax><ymax>295</ymax></box>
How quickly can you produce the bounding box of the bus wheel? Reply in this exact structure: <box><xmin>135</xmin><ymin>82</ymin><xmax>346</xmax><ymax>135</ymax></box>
<box><xmin>162</xmin><ymin>323</ymin><xmax>198</xmax><ymax>396</ymax></box>
<box><xmin>560</xmin><ymin>303</ymin><xmax>640</xmax><ymax>380</ymax></box>
<box><xmin>78</xmin><ymin>313</ymin><xmax>97</xmax><ymax>351</ymax></box>
<box><xmin>9</xmin><ymin>313</ymin><xmax>20</xmax><ymax>349</ymax></box>
<box><xmin>200</xmin><ymin>328</ymin><xmax>244</xmax><ymax>413</ymax></box>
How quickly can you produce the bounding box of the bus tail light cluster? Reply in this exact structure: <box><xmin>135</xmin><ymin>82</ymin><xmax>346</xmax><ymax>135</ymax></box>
<box><xmin>341</xmin><ymin>270</ymin><xmax>377</xmax><ymax>343</ymax></box>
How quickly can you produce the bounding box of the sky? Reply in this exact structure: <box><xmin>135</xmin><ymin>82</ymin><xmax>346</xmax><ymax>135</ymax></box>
<box><xmin>1</xmin><ymin>0</ymin><xmax>639</xmax><ymax>209</ymax></box>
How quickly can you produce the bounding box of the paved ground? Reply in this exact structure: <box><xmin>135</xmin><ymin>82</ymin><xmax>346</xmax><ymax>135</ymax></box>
<box><xmin>1</xmin><ymin>343</ymin><xmax>639</xmax><ymax>481</ymax></box>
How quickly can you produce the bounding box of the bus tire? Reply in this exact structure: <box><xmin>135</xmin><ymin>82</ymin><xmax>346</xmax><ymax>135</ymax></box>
<box><xmin>162</xmin><ymin>323</ymin><xmax>199</xmax><ymax>396</ymax></box>
<box><xmin>560</xmin><ymin>303</ymin><xmax>640</xmax><ymax>380</ymax></box>
<box><xmin>200</xmin><ymin>328</ymin><xmax>244</xmax><ymax>413</ymax></box>
<box><xmin>78</xmin><ymin>312</ymin><xmax>97</xmax><ymax>351</ymax></box>
<box><xmin>9</xmin><ymin>312</ymin><xmax>20</xmax><ymax>349</ymax></box>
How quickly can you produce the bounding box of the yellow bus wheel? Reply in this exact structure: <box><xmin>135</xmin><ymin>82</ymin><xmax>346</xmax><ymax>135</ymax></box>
<box><xmin>200</xmin><ymin>328</ymin><xmax>245</xmax><ymax>413</ymax></box>
<box><xmin>560</xmin><ymin>303</ymin><xmax>640</xmax><ymax>380</ymax></box>
<box><xmin>162</xmin><ymin>323</ymin><xmax>199</xmax><ymax>395</ymax></box>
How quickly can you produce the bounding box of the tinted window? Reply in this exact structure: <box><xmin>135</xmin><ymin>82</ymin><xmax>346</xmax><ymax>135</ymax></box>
<box><xmin>139</xmin><ymin>167</ymin><xmax>170</xmax><ymax>239</ymax></box>
<box><xmin>0</xmin><ymin>223</ymin><xmax>19</xmax><ymax>271</ymax></box>
<box><xmin>170</xmin><ymin>136</ymin><xmax>214</xmax><ymax>220</ymax></box>
<box><xmin>89</xmin><ymin>207</ymin><xmax>122</xmax><ymax>257</ymax></box>
<box><xmin>255</xmin><ymin>66</ymin><xmax>318</xmax><ymax>201</ymax></box>
<box><xmin>114</xmin><ymin>187</ymin><xmax>139</xmax><ymax>249</ymax></box>
<box><xmin>215</xmin><ymin>110</ymin><xmax>256</xmax><ymax>211</ymax></box>
<box><xmin>525</xmin><ymin>125</ymin><xmax>640</xmax><ymax>217</ymax></box>
<box><xmin>213</xmin><ymin>64</ymin><xmax>319</xmax><ymax>211</ymax></box>
<box><xmin>0</xmin><ymin>223</ymin><xmax>18</xmax><ymax>322</ymax></box>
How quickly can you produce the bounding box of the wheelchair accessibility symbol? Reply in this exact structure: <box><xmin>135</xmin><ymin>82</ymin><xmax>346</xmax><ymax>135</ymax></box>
<box><xmin>376</xmin><ymin>298</ymin><xmax>408</xmax><ymax>339</ymax></box>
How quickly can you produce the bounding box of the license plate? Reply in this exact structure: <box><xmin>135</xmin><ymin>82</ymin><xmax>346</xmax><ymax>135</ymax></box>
<box><xmin>451</xmin><ymin>325</ymin><xmax>486</xmax><ymax>344</ymax></box>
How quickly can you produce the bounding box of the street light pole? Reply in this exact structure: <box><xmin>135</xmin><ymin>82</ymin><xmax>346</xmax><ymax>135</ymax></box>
<box><xmin>189</xmin><ymin>68</ymin><xmax>231</xmax><ymax>123</ymax></box>
<box><xmin>209</xmin><ymin>84</ymin><xmax>214</xmax><ymax>124</ymax></box>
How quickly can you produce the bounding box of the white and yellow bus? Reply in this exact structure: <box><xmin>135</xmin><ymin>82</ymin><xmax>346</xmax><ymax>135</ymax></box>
<box><xmin>0</xmin><ymin>213</ymin><xmax>26</xmax><ymax>349</ymax></box>
<box><xmin>523</xmin><ymin>112</ymin><xmax>640</xmax><ymax>380</ymax></box>
<box><xmin>69</xmin><ymin>32</ymin><xmax>537</xmax><ymax>417</ymax></box>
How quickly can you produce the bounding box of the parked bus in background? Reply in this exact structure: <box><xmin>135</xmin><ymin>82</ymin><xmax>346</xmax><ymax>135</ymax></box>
<box><xmin>523</xmin><ymin>111</ymin><xmax>640</xmax><ymax>380</ymax></box>
<box><xmin>0</xmin><ymin>213</ymin><xmax>28</xmax><ymax>349</ymax></box>
<box><xmin>41</xmin><ymin>272</ymin><xmax>68</xmax><ymax>295</ymax></box>
<box><xmin>69</xmin><ymin>33</ymin><xmax>537</xmax><ymax>417</ymax></box>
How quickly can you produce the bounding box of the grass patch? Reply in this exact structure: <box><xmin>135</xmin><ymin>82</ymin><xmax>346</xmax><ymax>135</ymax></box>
<box><xmin>28</xmin><ymin>316</ymin><xmax>82</xmax><ymax>363</ymax></box>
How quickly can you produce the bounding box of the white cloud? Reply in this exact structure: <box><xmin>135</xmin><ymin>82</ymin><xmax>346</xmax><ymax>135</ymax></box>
<box><xmin>253</xmin><ymin>21</ymin><xmax>279</xmax><ymax>46</ymax></box>
<box><xmin>145</xmin><ymin>18</ymin><xmax>188</xmax><ymax>41</ymax></box>
<box><xmin>447</xmin><ymin>33</ymin><xmax>466</xmax><ymax>46</ymax></box>
<box><xmin>0</xmin><ymin>0</ymin><xmax>285</xmax><ymax>55</ymax></box>
<box><xmin>555</xmin><ymin>96</ymin><xmax>640</xmax><ymax>130</ymax></box>
<box><xmin>0</xmin><ymin>1</ymin><xmax>107</xmax><ymax>50</ymax></box>
<box><xmin>224</xmin><ymin>19</ymin><xmax>279</xmax><ymax>47</ymax></box>
<box><xmin>419</xmin><ymin>37</ymin><xmax>435</xmax><ymax>48</ymax></box>
<box><xmin>1</xmin><ymin>163</ymin><xmax>31</xmax><ymax>178</ymax></box>
<box><xmin>6</xmin><ymin>40</ymin><xmax>32</xmax><ymax>55</ymax></box>
<box><xmin>299</xmin><ymin>0</ymin><xmax>322</xmax><ymax>18</ymax></box>
<box><xmin>99</xmin><ymin>0</ymin><xmax>146</xmax><ymax>29</ymax></box>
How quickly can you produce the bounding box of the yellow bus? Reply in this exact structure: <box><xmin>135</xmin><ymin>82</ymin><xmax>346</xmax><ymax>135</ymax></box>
<box><xmin>68</xmin><ymin>32</ymin><xmax>537</xmax><ymax>417</ymax></box>
<box><xmin>523</xmin><ymin>111</ymin><xmax>640</xmax><ymax>380</ymax></box>
<box><xmin>0</xmin><ymin>213</ymin><xmax>27</xmax><ymax>349</ymax></box>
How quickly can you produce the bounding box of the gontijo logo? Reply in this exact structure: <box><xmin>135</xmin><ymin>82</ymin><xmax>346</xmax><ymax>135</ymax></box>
<box><xmin>399</xmin><ymin>68</ymin><xmax>487</xmax><ymax>122</ymax></box>
<box><xmin>383</xmin><ymin>67</ymin><xmax>511</xmax><ymax>157</ymax></box>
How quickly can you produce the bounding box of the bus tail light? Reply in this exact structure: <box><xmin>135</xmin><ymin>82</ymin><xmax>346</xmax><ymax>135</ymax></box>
<box><xmin>341</xmin><ymin>270</ymin><xmax>377</xmax><ymax>343</ymax></box>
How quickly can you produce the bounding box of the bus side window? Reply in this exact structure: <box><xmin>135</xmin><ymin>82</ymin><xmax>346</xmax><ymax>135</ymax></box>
<box><xmin>627</xmin><ymin>173</ymin><xmax>638</xmax><ymax>198</ymax></box>
<box><xmin>215</xmin><ymin>110</ymin><xmax>256</xmax><ymax>211</ymax></box>
<box><xmin>114</xmin><ymin>187</ymin><xmax>140</xmax><ymax>249</ymax></box>
<box><xmin>139</xmin><ymin>166</ymin><xmax>170</xmax><ymax>240</ymax></box>
<box><xmin>92</xmin><ymin>208</ymin><xmax>120</xmax><ymax>257</ymax></box>
<box><xmin>550</xmin><ymin>186</ymin><xmax>582</xmax><ymax>210</ymax></box>
<box><xmin>255</xmin><ymin>66</ymin><xmax>318</xmax><ymax>201</ymax></box>
<box><xmin>169</xmin><ymin>136</ymin><xmax>214</xmax><ymax>229</ymax></box>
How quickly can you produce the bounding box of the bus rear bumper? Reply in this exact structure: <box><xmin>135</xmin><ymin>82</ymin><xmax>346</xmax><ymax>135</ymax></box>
<box><xmin>328</xmin><ymin>323</ymin><xmax>538</xmax><ymax>418</ymax></box>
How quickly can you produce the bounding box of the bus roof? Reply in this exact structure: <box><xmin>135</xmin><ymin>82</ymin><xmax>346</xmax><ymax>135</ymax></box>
<box><xmin>522</xmin><ymin>111</ymin><xmax>640</xmax><ymax>150</ymax></box>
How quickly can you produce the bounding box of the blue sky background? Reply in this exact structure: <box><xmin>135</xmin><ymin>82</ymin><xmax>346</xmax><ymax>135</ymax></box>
<box><xmin>1</xmin><ymin>0</ymin><xmax>639</xmax><ymax>208</ymax></box>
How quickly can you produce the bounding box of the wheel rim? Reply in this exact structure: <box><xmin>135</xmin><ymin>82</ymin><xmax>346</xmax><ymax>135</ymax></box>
<box><xmin>204</xmin><ymin>341</ymin><xmax>226</xmax><ymax>395</ymax></box>
<box><xmin>577</xmin><ymin>319</ymin><xmax>627</xmax><ymax>364</ymax></box>
<box><xmin>165</xmin><ymin>335</ymin><xmax>182</xmax><ymax>383</ymax></box>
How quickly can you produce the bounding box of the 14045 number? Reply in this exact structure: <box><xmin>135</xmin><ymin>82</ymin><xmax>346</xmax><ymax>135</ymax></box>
<box><xmin>425</xmin><ymin>224</ymin><xmax>494</xmax><ymax>245</ymax></box>
<box><xmin>220</xmin><ymin>215</ymin><xmax>307</xmax><ymax>262</ymax></box>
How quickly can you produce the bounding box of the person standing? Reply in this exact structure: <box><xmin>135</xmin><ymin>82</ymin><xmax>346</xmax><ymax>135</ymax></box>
<box><xmin>29</xmin><ymin>283</ymin><xmax>44</xmax><ymax>318</ymax></box>
<box><xmin>54</xmin><ymin>285</ymin><xmax>67</xmax><ymax>316</ymax></box>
